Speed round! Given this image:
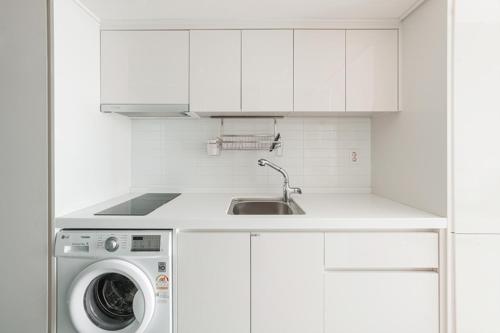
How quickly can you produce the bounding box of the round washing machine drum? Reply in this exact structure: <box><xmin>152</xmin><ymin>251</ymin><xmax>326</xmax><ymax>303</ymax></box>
<box><xmin>68</xmin><ymin>259</ymin><xmax>155</xmax><ymax>333</ymax></box>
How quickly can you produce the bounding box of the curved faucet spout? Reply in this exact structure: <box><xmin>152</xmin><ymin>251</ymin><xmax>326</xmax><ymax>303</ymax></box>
<box><xmin>257</xmin><ymin>158</ymin><xmax>302</xmax><ymax>202</ymax></box>
<box><xmin>257</xmin><ymin>159</ymin><xmax>289</xmax><ymax>180</ymax></box>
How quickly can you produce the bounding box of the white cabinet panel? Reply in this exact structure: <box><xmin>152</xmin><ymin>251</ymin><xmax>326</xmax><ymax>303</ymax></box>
<box><xmin>453</xmin><ymin>0</ymin><xmax>500</xmax><ymax>233</ymax></box>
<box><xmin>455</xmin><ymin>234</ymin><xmax>500</xmax><ymax>333</ymax></box>
<box><xmin>325</xmin><ymin>232</ymin><xmax>438</xmax><ymax>269</ymax></box>
<box><xmin>242</xmin><ymin>30</ymin><xmax>293</xmax><ymax>112</ymax></box>
<box><xmin>294</xmin><ymin>30</ymin><xmax>346</xmax><ymax>112</ymax></box>
<box><xmin>251</xmin><ymin>233</ymin><xmax>323</xmax><ymax>333</ymax></box>
<box><xmin>177</xmin><ymin>232</ymin><xmax>250</xmax><ymax>333</ymax></box>
<box><xmin>101</xmin><ymin>30</ymin><xmax>189</xmax><ymax>104</ymax></box>
<box><xmin>190</xmin><ymin>30</ymin><xmax>241</xmax><ymax>112</ymax></box>
<box><xmin>346</xmin><ymin>30</ymin><xmax>398</xmax><ymax>112</ymax></box>
<box><xmin>325</xmin><ymin>272</ymin><xmax>439</xmax><ymax>333</ymax></box>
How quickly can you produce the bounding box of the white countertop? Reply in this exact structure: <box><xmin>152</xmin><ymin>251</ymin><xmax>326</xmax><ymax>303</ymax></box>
<box><xmin>55</xmin><ymin>193</ymin><xmax>447</xmax><ymax>230</ymax></box>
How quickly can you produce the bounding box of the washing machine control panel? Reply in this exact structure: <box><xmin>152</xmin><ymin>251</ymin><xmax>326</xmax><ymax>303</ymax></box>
<box><xmin>96</xmin><ymin>234</ymin><xmax>128</xmax><ymax>254</ymax></box>
<box><xmin>55</xmin><ymin>230</ymin><xmax>172</xmax><ymax>257</ymax></box>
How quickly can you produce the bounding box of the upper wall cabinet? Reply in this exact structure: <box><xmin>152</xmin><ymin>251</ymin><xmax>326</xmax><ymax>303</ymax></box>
<box><xmin>294</xmin><ymin>30</ymin><xmax>346</xmax><ymax>112</ymax></box>
<box><xmin>346</xmin><ymin>30</ymin><xmax>399</xmax><ymax>112</ymax></box>
<box><xmin>101</xmin><ymin>30</ymin><xmax>189</xmax><ymax>104</ymax></box>
<box><xmin>242</xmin><ymin>30</ymin><xmax>294</xmax><ymax>112</ymax></box>
<box><xmin>190</xmin><ymin>30</ymin><xmax>241</xmax><ymax>112</ymax></box>
<box><xmin>100</xmin><ymin>29</ymin><xmax>399</xmax><ymax>113</ymax></box>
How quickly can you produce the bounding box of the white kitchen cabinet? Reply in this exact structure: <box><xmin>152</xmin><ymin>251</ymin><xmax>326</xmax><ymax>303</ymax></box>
<box><xmin>177</xmin><ymin>232</ymin><xmax>250</xmax><ymax>333</ymax></box>
<box><xmin>177</xmin><ymin>231</ymin><xmax>439</xmax><ymax>333</ymax></box>
<box><xmin>294</xmin><ymin>30</ymin><xmax>346</xmax><ymax>112</ymax></box>
<box><xmin>251</xmin><ymin>233</ymin><xmax>324</xmax><ymax>333</ymax></box>
<box><xmin>325</xmin><ymin>272</ymin><xmax>439</xmax><ymax>333</ymax></box>
<box><xmin>190</xmin><ymin>30</ymin><xmax>241</xmax><ymax>112</ymax></box>
<box><xmin>325</xmin><ymin>232</ymin><xmax>439</xmax><ymax>269</ymax></box>
<box><xmin>101</xmin><ymin>30</ymin><xmax>189</xmax><ymax>104</ymax></box>
<box><xmin>346</xmin><ymin>30</ymin><xmax>399</xmax><ymax>112</ymax></box>
<box><xmin>242</xmin><ymin>30</ymin><xmax>293</xmax><ymax>112</ymax></box>
<box><xmin>455</xmin><ymin>234</ymin><xmax>500</xmax><ymax>333</ymax></box>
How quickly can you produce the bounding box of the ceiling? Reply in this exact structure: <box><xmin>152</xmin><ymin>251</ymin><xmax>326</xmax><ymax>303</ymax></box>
<box><xmin>77</xmin><ymin>0</ymin><xmax>420</xmax><ymax>22</ymax></box>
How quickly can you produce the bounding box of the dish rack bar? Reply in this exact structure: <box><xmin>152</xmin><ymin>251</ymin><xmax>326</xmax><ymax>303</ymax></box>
<box><xmin>217</xmin><ymin>118</ymin><xmax>282</xmax><ymax>151</ymax></box>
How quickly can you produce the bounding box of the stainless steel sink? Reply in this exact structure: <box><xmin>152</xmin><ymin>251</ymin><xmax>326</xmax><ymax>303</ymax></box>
<box><xmin>228</xmin><ymin>198</ymin><xmax>305</xmax><ymax>215</ymax></box>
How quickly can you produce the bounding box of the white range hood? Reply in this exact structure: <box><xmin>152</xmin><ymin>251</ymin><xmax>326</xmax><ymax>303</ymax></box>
<box><xmin>101</xmin><ymin>104</ymin><xmax>198</xmax><ymax>118</ymax></box>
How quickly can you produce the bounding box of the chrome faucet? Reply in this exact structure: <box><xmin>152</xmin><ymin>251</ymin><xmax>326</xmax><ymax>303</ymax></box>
<box><xmin>258</xmin><ymin>159</ymin><xmax>302</xmax><ymax>203</ymax></box>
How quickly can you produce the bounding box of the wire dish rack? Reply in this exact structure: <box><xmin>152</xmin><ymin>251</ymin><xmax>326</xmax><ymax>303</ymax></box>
<box><xmin>213</xmin><ymin>118</ymin><xmax>282</xmax><ymax>152</ymax></box>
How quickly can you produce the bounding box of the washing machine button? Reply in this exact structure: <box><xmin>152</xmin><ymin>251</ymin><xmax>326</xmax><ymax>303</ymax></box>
<box><xmin>104</xmin><ymin>237</ymin><xmax>119</xmax><ymax>252</ymax></box>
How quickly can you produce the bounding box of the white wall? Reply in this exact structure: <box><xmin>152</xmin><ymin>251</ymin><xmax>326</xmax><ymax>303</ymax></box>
<box><xmin>131</xmin><ymin>117</ymin><xmax>371</xmax><ymax>193</ymax></box>
<box><xmin>54</xmin><ymin>0</ymin><xmax>131</xmax><ymax>216</ymax></box>
<box><xmin>371</xmin><ymin>0</ymin><xmax>447</xmax><ymax>216</ymax></box>
<box><xmin>0</xmin><ymin>0</ymin><xmax>49</xmax><ymax>332</ymax></box>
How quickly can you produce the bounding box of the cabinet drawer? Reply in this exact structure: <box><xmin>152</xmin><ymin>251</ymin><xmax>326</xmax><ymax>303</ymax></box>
<box><xmin>325</xmin><ymin>271</ymin><xmax>439</xmax><ymax>333</ymax></box>
<box><xmin>325</xmin><ymin>232</ymin><xmax>438</xmax><ymax>269</ymax></box>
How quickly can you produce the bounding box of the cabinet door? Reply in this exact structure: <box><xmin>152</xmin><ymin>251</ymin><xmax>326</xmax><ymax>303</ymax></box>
<box><xmin>346</xmin><ymin>30</ymin><xmax>398</xmax><ymax>112</ymax></box>
<box><xmin>101</xmin><ymin>30</ymin><xmax>189</xmax><ymax>104</ymax></box>
<box><xmin>294</xmin><ymin>30</ymin><xmax>346</xmax><ymax>112</ymax></box>
<box><xmin>251</xmin><ymin>233</ymin><xmax>323</xmax><ymax>333</ymax></box>
<box><xmin>242</xmin><ymin>30</ymin><xmax>293</xmax><ymax>112</ymax></box>
<box><xmin>177</xmin><ymin>232</ymin><xmax>250</xmax><ymax>333</ymax></box>
<box><xmin>325</xmin><ymin>272</ymin><xmax>439</xmax><ymax>333</ymax></box>
<box><xmin>455</xmin><ymin>234</ymin><xmax>500</xmax><ymax>333</ymax></box>
<box><xmin>190</xmin><ymin>30</ymin><xmax>241</xmax><ymax>112</ymax></box>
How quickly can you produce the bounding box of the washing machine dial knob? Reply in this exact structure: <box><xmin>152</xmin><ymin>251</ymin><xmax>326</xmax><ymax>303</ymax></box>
<box><xmin>105</xmin><ymin>237</ymin><xmax>119</xmax><ymax>252</ymax></box>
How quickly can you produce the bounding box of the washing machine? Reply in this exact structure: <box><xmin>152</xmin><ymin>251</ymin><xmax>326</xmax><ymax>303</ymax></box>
<box><xmin>55</xmin><ymin>230</ymin><xmax>172</xmax><ymax>333</ymax></box>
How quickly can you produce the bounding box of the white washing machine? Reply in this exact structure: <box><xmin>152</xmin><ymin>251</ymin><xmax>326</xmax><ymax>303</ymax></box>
<box><xmin>55</xmin><ymin>230</ymin><xmax>172</xmax><ymax>333</ymax></box>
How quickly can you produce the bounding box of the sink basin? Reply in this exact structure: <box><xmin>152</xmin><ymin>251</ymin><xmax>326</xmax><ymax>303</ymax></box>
<box><xmin>228</xmin><ymin>198</ymin><xmax>305</xmax><ymax>215</ymax></box>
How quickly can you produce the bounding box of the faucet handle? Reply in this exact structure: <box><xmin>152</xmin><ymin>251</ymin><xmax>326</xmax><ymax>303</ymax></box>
<box><xmin>291</xmin><ymin>187</ymin><xmax>302</xmax><ymax>195</ymax></box>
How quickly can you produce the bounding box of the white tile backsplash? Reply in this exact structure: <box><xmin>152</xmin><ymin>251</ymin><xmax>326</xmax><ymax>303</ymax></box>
<box><xmin>131</xmin><ymin>117</ymin><xmax>371</xmax><ymax>193</ymax></box>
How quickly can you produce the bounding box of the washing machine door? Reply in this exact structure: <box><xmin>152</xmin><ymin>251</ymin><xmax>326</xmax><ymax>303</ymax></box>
<box><xmin>67</xmin><ymin>259</ymin><xmax>155</xmax><ymax>333</ymax></box>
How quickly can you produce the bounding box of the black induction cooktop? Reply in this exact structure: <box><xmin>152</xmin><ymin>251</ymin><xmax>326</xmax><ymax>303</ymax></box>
<box><xmin>95</xmin><ymin>193</ymin><xmax>181</xmax><ymax>216</ymax></box>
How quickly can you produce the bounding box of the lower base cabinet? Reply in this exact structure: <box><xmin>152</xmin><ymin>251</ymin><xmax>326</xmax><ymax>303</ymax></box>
<box><xmin>177</xmin><ymin>232</ymin><xmax>250</xmax><ymax>333</ymax></box>
<box><xmin>325</xmin><ymin>272</ymin><xmax>439</xmax><ymax>333</ymax></box>
<box><xmin>251</xmin><ymin>233</ymin><xmax>324</xmax><ymax>333</ymax></box>
<box><xmin>177</xmin><ymin>231</ymin><xmax>440</xmax><ymax>333</ymax></box>
<box><xmin>455</xmin><ymin>234</ymin><xmax>500</xmax><ymax>333</ymax></box>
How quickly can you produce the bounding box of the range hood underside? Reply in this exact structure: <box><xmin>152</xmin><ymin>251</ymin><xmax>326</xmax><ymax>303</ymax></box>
<box><xmin>101</xmin><ymin>104</ymin><xmax>197</xmax><ymax>118</ymax></box>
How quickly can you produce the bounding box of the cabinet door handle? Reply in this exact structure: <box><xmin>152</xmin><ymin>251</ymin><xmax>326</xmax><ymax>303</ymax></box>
<box><xmin>250</xmin><ymin>233</ymin><xmax>260</xmax><ymax>237</ymax></box>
